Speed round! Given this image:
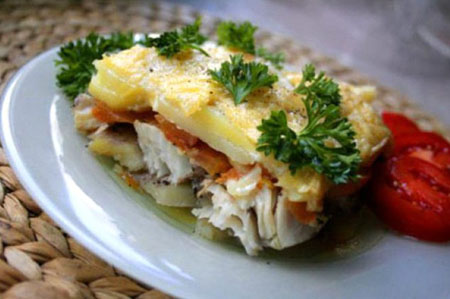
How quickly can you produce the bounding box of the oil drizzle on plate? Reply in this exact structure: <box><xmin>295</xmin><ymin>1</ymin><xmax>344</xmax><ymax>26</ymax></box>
<box><xmin>262</xmin><ymin>207</ymin><xmax>385</xmax><ymax>262</ymax></box>
<box><xmin>99</xmin><ymin>156</ymin><xmax>385</xmax><ymax>262</ymax></box>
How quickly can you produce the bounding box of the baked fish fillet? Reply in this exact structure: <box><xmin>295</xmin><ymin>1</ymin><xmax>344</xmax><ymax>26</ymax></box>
<box><xmin>73</xmin><ymin>41</ymin><xmax>390</xmax><ymax>255</ymax></box>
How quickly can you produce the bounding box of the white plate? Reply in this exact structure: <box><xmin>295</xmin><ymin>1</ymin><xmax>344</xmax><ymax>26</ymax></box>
<box><xmin>1</xmin><ymin>47</ymin><xmax>449</xmax><ymax>299</ymax></box>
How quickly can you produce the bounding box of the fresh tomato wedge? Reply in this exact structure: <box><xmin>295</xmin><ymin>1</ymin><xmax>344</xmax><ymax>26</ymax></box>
<box><xmin>393</xmin><ymin>130</ymin><xmax>450</xmax><ymax>170</ymax></box>
<box><xmin>368</xmin><ymin>161</ymin><xmax>450</xmax><ymax>242</ymax></box>
<box><xmin>393</xmin><ymin>131</ymin><xmax>450</xmax><ymax>155</ymax></box>
<box><xmin>382</xmin><ymin>112</ymin><xmax>420</xmax><ymax>137</ymax></box>
<box><xmin>368</xmin><ymin>112</ymin><xmax>450</xmax><ymax>242</ymax></box>
<box><xmin>408</xmin><ymin>148</ymin><xmax>450</xmax><ymax>170</ymax></box>
<box><xmin>434</xmin><ymin>151</ymin><xmax>450</xmax><ymax>170</ymax></box>
<box><xmin>389</xmin><ymin>156</ymin><xmax>450</xmax><ymax>210</ymax></box>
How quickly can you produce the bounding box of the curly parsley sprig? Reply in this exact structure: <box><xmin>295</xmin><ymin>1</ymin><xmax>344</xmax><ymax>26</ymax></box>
<box><xmin>141</xmin><ymin>17</ymin><xmax>209</xmax><ymax>58</ymax></box>
<box><xmin>217</xmin><ymin>21</ymin><xmax>285</xmax><ymax>69</ymax></box>
<box><xmin>209</xmin><ymin>54</ymin><xmax>278</xmax><ymax>105</ymax></box>
<box><xmin>256</xmin><ymin>64</ymin><xmax>361</xmax><ymax>184</ymax></box>
<box><xmin>255</xmin><ymin>47</ymin><xmax>285</xmax><ymax>70</ymax></box>
<box><xmin>55</xmin><ymin>32</ymin><xmax>135</xmax><ymax>100</ymax></box>
<box><xmin>295</xmin><ymin>64</ymin><xmax>341</xmax><ymax>106</ymax></box>
<box><xmin>55</xmin><ymin>19</ymin><xmax>209</xmax><ymax>100</ymax></box>
<box><xmin>217</xmin><ymin>21</ymin><xmax>257</xmax><ymax>54</ymax></box>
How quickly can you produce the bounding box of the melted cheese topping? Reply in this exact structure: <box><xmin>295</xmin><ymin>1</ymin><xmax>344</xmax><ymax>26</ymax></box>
<box><xmin>88</xmin><ymin>42</ymin><xmax>391</xmax><ymax>211</ymax></box>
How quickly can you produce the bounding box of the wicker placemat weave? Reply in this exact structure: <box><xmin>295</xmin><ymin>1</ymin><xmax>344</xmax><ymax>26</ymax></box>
<box><xmin>0</xmin><ymin>0</ymin><xmax>448</xmax><ymax>298</ymax></box>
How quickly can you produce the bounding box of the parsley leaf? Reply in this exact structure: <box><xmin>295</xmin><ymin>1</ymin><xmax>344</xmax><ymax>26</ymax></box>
<box><xmin>209</xmin><ymin>54</ymin><xmax>278</xmax><ymax>105</ymax></box>
<box><xmin>216</xmin><ymin>20</ymin><xmax>285</xmax><ymax>69</ymax></box>
<box><xmin>142</xmin><ymin>18</ymin><xmax>209</xmax><ymax>58</ymax></box>
<box><xmin>217</xmin><ymin>21</ymin><xmax>257</xmax><ymax>54</ymax></box>
<box><xmin>295</xmin><ymin>64</ymin><xmax>341</xmax><ymax>106</ymax></box>
<box><xmin>256</xmin><ymin>47</ymin><xmax>285</xmax><ymax>70</ymax></box>
<box><xmin>56</xmin><ymin>19</ymin><xmax>209</xmax><ymax>100</ymax></box>
<box><xmin>256</xmin><ymin>64</ymin><xmax>361</xmax><ymax>184</ymax></box>
<box><xmin>55</xmin><ymin>32</ymin><xmax>135</xmax><ymax>100</ymax></box>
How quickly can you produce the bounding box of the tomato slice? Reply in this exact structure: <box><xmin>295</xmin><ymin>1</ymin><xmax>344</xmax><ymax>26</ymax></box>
<box><xmin>382</xmin><ymin>112</ymin><xmax>420</xmax><ymax>137</ymax></box>
<box><xmin>370</xmin><ymin>112</ymin><xmax>450</xmax><ymax>242</ymax></box>
<box><xmin>389</xmin><ymin>156</ymin><xmax>450</xmax><ymax>210</ymax></box>
<box><xmin>368</xmin><ymin>158</ymin><xmax>450</xmax><ymax>242</ymax></box>
<box><xmin>393</xmin><ymin>131</ymin><xmax>449</xmax><ymax>155</ymax></box>
<box><xmin>434</xmin><ymin>151</ymin><xmax>450</xmax><ymax>171</ymax></box>
<box><xmin>408</xmin><ymin>149</ymin><xmax>450</xmax><ymax>171</ymax></box>
<box><xmin>393</xmin><ymin>131</ymin><xmax>450</xmax><ymax>170</ymax></box>
<box><xmin>369</xmin><ymin>173</ymin><xmax>450</xmax><ymax>242</ymax></box>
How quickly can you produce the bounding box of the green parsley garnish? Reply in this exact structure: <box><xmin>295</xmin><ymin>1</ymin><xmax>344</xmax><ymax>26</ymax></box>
<box><xmin>55</xmin><ymin>32</ymin><xmax>135</xmax><ymax>100</ymax></box>
<box><xmin>142</xmin><ymin>17</ymin><xmax>209</xmax><ymax>58</ymax></box>
<box><xmin>294</xmin><ymin>64</ymin><xmax>341</xmax><ymax>106</ymax></box>
<box><xmin>55</xmin><ymin>19</ymin><xmax>209</xmax><ymax>100</ymax></box>
<box><xmin>217</xmin><ymin>21</ymin><xmax>257</xmax><ymax>54</ymax></box>
<box><xmin>256</xmin><ymin>64</ymin><xmax>361</xmax><ymax>184</ymax></box>
<box><xmin>209</xmin><ymin>54</ymin><xmax>278</xmax><ymax>105</ymax></box>
<box><xmin>216</xmin><ymin>20</ymin><xmax>285</xmax><ymax>69</ymax></box>
<box><xmin>256</xmin><ymin>47</ymin><xmax>285</xmax><ymax>70</ymax></box>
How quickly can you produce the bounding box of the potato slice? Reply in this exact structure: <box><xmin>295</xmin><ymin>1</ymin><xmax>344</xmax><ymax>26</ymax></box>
<box><xmin>89</xmin><ymin>126</ymin><xmax>145</xmax><ymax>172</ymax></box>
<box><xmin>140</xmin><ymin>180</ymin><xmax>196</xmax><ymax>207</ymax></box>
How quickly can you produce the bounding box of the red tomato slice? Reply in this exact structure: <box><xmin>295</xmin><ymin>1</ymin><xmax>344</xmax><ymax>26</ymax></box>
<box><xmin>409</xmin><ymin>149</ymin><xmax>450</xmax><ymax>171</ymax></box>
<box><xmin>393</xmin><ymin>131</ymin><xmax>450</xmax><ymax>156</ymax></box>
<box><xmin>389</xmin><ymin>156</ymin><xmax>450</xmax><ymax>210</ymax></box>
<box><xmin>434</xmin><ymin>151</ymin><xmax>450</xmax><ymax>170</ymax></box>
<box><xmin>369</xmin><ymin>173</ymin><xmax>450</xmax><ymax>242</ymax></box>
<box><xmin>371</xmin><ymin>112</ymin><xmax>450</xmax><ymax>242</ymax></box>
<box><xmin>368</xmin><ymin>158</ymin><xmax>450</xmax><ymax>242</ymax></box>
<box><xmin>382</xmin><ymin>112</ymin><xmax>420</xmax><ymax>137</ymax></box>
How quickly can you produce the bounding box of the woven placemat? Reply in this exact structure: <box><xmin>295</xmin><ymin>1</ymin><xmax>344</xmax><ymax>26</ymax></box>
<box><xmin>0</xmin><ymin>0</ymin><xmax>448</xmax><ymax>298</ymax></box>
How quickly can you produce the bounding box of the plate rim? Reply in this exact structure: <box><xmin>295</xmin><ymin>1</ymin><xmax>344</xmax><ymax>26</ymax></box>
<box><xmin>0</xmin><ymin>47</ymin><xmax>194</xmax><ymax>299</ymax></box>
<box><xmin>2</xmin><ymin>46</ymin><xmax>449</xmax><ymax>299</ymax></box>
